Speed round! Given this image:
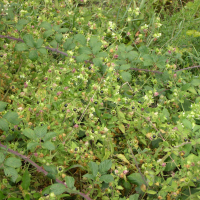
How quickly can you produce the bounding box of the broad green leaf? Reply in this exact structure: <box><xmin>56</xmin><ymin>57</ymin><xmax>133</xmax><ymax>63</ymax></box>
<box><xmin>74</xmin><ymin>34</ymin><xmax>87</xmax><ymax>46</ymax></box>
<box><xmin>35</xmin><ymin>38</ymin><xmax>43</xmax><ymax>49</ymax></box>
<box><xmin>76</xmin><ymin>54</ymin><xmax>89</xmax><ymax>63</ymax></box>
<box><xmin>143</xmin><ymin>54</ymin><xmax>154</xmax><ymax>66</ymax></box>
<box><xmin>182</xmin><ymin>119</ymin><xmax>192</xmax><ymax>129</ymax></box>
<box><xmin>92</xmin><ymin>42</ymin><xmax>102</xmax><ymax>54</ymax></box>
<box><xmin>50</xmin><ymin>183</ymin><xmax>67</xmax><ymax>195</ymax></box>
<box><xmin>164</xmin><ymin>154</ymin><xmax>178</xmax><ymax>171</ymax></box>
<box><xmin>138</xmin><ymin>45</ymin><xmax>149</xmax><ymax>54</ymax></box>
<box><xmin>65</xmin><ymin>176</ymin><xmax>75</xmax><ymax>189</ymax></box>
<box><xmin>38</xmin><ymin>48</ymin><xmax>47</xmax><ymax>54</ymax></box>
<box><xmin>63</xmin><ymin>38</ymin><xmax>75</xmax><ymax>50</ymax></box>
<box><xmin>21</xmin><ymin>169</ymin><xmax>30</xmax><ymax>190</ymax></box>
<box><xmin>3</xmin><ymin>112</ymin><xmax>19</xmax><ymax>125</ymax></box>
<box><xmin>83</xmin><ymin>173</ymin><xmax>95</xmax><ymax>180</ymax></box>
<box><xmin>23</xmin><ymin>34</ymin><xmax>35</xmax><ymax>48</ymax></box>
<box><xmin>22</xmin><ymin>128</ymin><xmax>36</xmax><ymax>139</ymax></box>
<box><xmin>34</xmin><ymin>125</ymin><xmax>47</xmax><ymax>138</ymax></box>
<box><xmin>157</xmin><ymin>56</ymin><xmax>167</xmax><ymax>69</ymax></box>
<box><xmin>88</xmin><ymin>161</ymin><xmax>98</xmax><ymax>177</ymax></box>
<box><xmin>181</xmin><ymin>143</ymin><xmax>192</xmax><ymax>157</ymax></box>
<box><xmin>0</xmin><ymin>152</ymin><xmax>5</xmax><ymax>163</ymax></box>
<box><xmin>43</xmin><ymin>30</ymin><xmax>54</xmax><ymax>38</ymax></box>
<box><xmin>127</xmin><ymin>51</ymin><xmax>138</xmax><ymax>61</ymax></box>
<box><xmin>29</xmin><ymin>50</ymin><xmax>38</xmax><ymax>61</ymax></box>
<box><xmin>99</xmin><ymin>174</ymin><xmax>114</xmax><ymax>183</ymax></box>
<box><xmin>102</xmin><ymin>113</ymin><xmax>112</xmax><ymax>119</ymax></box>
<box><xmin>191</xmin><ymin>79</ymin><xmax>200</xmax><ymax>86</ymax></box>
<box><xmin>129</xmin><ymin>194</ymin><xmax>139</xmax><ymax>200</ymax></box>
<box><xmin>125</xmin><ymin>45</ymin><xmax>134</xmax><ymax>52</ymax></box>
<box><xmin>14</xmin><ymin>43</ymin><xmax>28</xmax><ymax>51</ymax></box>
<box><xmin>188</xmin><ymin>87</ymin><xmax>197</xmax><ymax>94</ymax></box>
<box><xmin>55</xmin><ymin>33</ymin><xmax>63</xmax><ymax>43</ymax></box>
<box><xmin>118</xmin><ymin>44</ymin><xmax>126</xmax><ymax>51</ymax></box>
<box><xmin>119</xmin><ymin>123</ymin><xmax>125</xmax><ymax>133</ymax></box>
<box><xmin>0</xmin><ymin>191</ymin><xmax>5</xmax><ymax>199</ymax></box>
<box><xmin>93</xmin><ymin>58</ymin><xmax>103</xmax><ymax>68</ymax></box>
<box><xmin>42</xmin><ymin>141</ymin><xmax>55</xmax><ymax>150</ymax></box>
<box><xmin>49</xmin><ymin>40</ymin><xmax>58</xmax><ymax>48</ymax></box>
<box><xmin>16</xmin><ymin>24</ymin><xmax>24</xmax><ymax>31</ymax></box>
<box><xmin>78</xmin><ymin>46</ymin><xmax>92</xmax><ymax>55</ymax></box>
<box><xmin>18</xmin><ymin>19</ymin><xmax>28</xmax><ymax>25</ymax></box>
<box><xmin>39</xmin><ymin>21</ymin><xmax>52</xmax><ymax>30</ymax></box>
<box><xmin>116</xmin><ymin>154</ymin><xmax>130</xmax><ymax>164</ymax></box>
<box><xmin>193</xmin><ymin>125</ymin><xmax>200</xmax><ymax>132</ymax></box>
<box><xmin>27</xmin><ymin>142</ymin><xmax>39</xmax><ymax>151</ymax></box>
<box><xmin>0</xmin><ymin>101</ymin><xmax>7</xmax><ymax>111</ymax></box>
<box><xmin>4</xmin><ymin>167</ymin><xmax>18</xmax><ymax>182</ymax></box>
<box><xmin>0</xmin><ymin>118</ymin><xmax>9</xmax><ymax>132</ymax></box>
<box><xmin>99</xmin><ymin>160</ymin><xmax>112</xmax><ymax>174</ymax></box>
<box><xmin>65</xmin><ymin>164</ymin><xmax>86</xmax><ymax>172</ymax></box>
<box><xmin>52</xmin><ymin>25</ymin><xmax>60</xmax><ymax>31</ymax></box>
<box><xmin>127</xmin><ymin>173</ymin><xmax>146</xmax><ymax>186</ymax></box>
<box><xmin>43</xmin><ymin>132</ymin><xmax>57</xmax><ymax>141</ymax></box>
<box><xmin>89</xmin><ymin>36</ymin><xmax>99</xmax><ymax>48</ymax></box>
<box><xmin>120</xmin><ymin>64</ymin><xmax>130</xmax><ymax>70</ymax></box>
<box><xmin>121</xmin><ymin>71</ymin><xmax>132</xmax><ymax>82</ymax></box>
<box><xmin>58</xmin><ymin>28</ymin><xmax>69</xmax><ymax>33</ymax></box>
<box><xmin>4</xmin><ymin>157</ymin><xmax>22</xmax><ymax>168</ymax></box>
<box><xmin>96</xmin><ymin>52</ymin><xmax>108</xmax><ymax>58</ymax></box>
<box><xmin>43</xmin><ymin>165</ymin><xmax>58</xmax><ymax>174</ymax></box>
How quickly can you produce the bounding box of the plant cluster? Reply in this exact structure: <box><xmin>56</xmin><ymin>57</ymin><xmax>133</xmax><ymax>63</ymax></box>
<box><xmin>1</xmin><ymin>0</ymin><xmax>200</xmax><ymax>200</ymax></box>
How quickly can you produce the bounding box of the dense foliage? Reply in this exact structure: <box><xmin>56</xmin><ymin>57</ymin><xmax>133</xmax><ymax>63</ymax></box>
<box><xmin>1</xmin><ymin>0</ymin><xmax>200</xmax><ymax>199</ymax></box>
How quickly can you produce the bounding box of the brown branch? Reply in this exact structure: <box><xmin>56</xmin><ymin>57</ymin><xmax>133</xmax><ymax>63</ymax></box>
<box><xmin>0</xmin><ymin>142</ymin><xmax>92</xmax><ymax>200</ymax></box>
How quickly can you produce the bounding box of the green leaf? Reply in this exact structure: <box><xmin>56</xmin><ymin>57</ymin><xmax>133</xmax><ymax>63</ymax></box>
<box><xmin>0</xmin><ymin>101</ymin><xmax>7</xmax><ymax>112</ymax></box>
<box><xmin>52</xmin><ymin>25</ymin><xmax>60</xmax><ymax>31</ymax></box>
<box><xmin>65</xmin><ymin>176</ymin><xmax>75</xmax><ymax>189</ymax></box>
<box><xmin>129</xmin><ymin>194</ymin><xmax>139</xmax><ymax>200</ymax></box>
<box><xmin>76</xmin><ymin>54</ymin><xmax>89</xmax><ymax>63</ymax></box>
<box><xmin>18</xmin><ymin>19</ymin><xmax>28</xmax><ymax>25</ymax></box>
<box><xmin>49</xmin><ymin>40</ymin><xmax>58</xmax><ymax>48</ymax></box>
<box><xmin>63</xmin><ymin>38</ymin><xmax>75</xmax><ymax>50</ymax></box>
<box><xmin>21</xmin><ymin>169</ymin><xmax>30</xmax><ymax>190</ymax></box>
<box><xmin>92</xmin><ymin>42</ymin><xmax>102</xmax><ymax>55</ymax></box>
<box><xmin>50</xmin><ymin>183</ymin><xmax>67</xmax><ymax>195</ymax></box>
<box><xmin>23</xmin><ymin>34</ymin><xmax>35</xmax><ymax>48</ymax></box>
<box><xmin>99</xmin><ymin>160</ymin><xmax>112</xmax><ymax>174</ymax></box>
<box><xmin>188</xmin><ymin>87</ymin><xmax>197</xmax><ymax>94</ymax></box>
<box><xmin>22</xmin><ymin>128</ymin><xmax>36</xmax><ymax>139</ymax></box>
<box><xmin>127</xmin><ymin>51</ymin><xmax>138</xmax><ymax>61</ymax></box>
<box><xmin>191</xmin><ymin>79</ymin><xmax>200</xmax><ymax>86</ymax></box>
<box><xmin>0</xmin><ymin>152</ymin><xmax>5</xmax><ymax>163</ymax></box>
<box><xmin>0</xmin><ymin>191</ymin><xmax>5</xmax><ymax>200</ymax></box>
<box><xmin>34</xmin><ymin>125</ymin><xmax>47</xmax><ymax>138</ymax></box>
<box><xmin>143</xmin><ymin>54</ymin><xmax>154</xmax><ymax>66</ymax></box>
<box><xmin>120</xmin><ymin>64</ymin><xmax>130</xmax><ymax>70</ymax></box>
<box><xmin>4</xmin><ymin>167</ymin><xmax>18</xmax><ymax>182</ymax></box>
<box><xmin>27</xmin><ymin>142</ymin><xmax>39</xmax><ymax>151</ymax></box>
<box><xmin>121</xmin><ymin>72</ymin><xmax>132</xmax><ymax>82</ymax></box>
<box><xmin>14</xmin><ymin>43</ymin><xmax>28</xmax><ymax>51</ymax></box>
<box><xmin>89</xmin><ymin>37</ymin><xmax>99</xmax><ymax>48</ymax></box>
<box><xmin>83</xmin><ymin>173</ymin><xmax>95</xmax><ymax>180</ymax></box>
<box><xmin>88</xmin><ymin>161</ymin><xmax>98</xmax><ymax>177</ymax></box>
<box><xmin>119</xmin><ymin>123</ymin><xmax>125</xmax><ymax>133</ymax></box>
<box><xmin>96</xmin><ymin>52</ymin><xmax>108</xmax><ymax>58</ymax></box>
<box><xmin>5</xmin><ymin>157</ymin><xmax>22</xmax><ymax>168</ymax></box>
<box><xmin>127</xmin><ymin>173</ymin><xmax>146</xmax><ymax>186</ymax></box>
<box><xmin>99</xmin><ymin>174</ymin><xmax>114</xmax><ymax>183</ymax></box>
<box><xmin>55</xmin><ymin>33</ymin><xmax>63</xmax><ymax>43</ymax></box>
<box><xmin>147</xmin><ymin>190</ymin><xmax>157</xmax><ymax>194</ymax></box>
<box><xmin>43</xmin><ymin>132</ymin><xmax>57</xmax><ymax>141</ymax></box>
<box><xmin>0</xmin><ymin>118</ymin><xmax>9</xmax><ymax>132</ymax></box>
<box><xmin>93</xmin><ymin>58</ymin><xmax>103</xmax><ymax>68</ymax></box>
<box><xmin>42</xmin><ymin>141</ymin><xmax>55</xmax><ymax>150</ymax></box>
<box><xmin>78</xmin><ymin>46</ymin><xmax>92</xmax><ymax>55</ymax></box>
<box><xmin>193</xmin><ymin>125</ymin><xmax>200</xmax><ymax>132</ymax></box>
<box><xmin>29</xmin><ymin>50</ymin><xmax>38</xmax><ymax>61</ymax></box>
<box><xmin>58</xmin><ymin>28</ymin><xmax>69</xmax><ymax>33</ymax></box>
<box><xmin>102</xmin><ymin>113</ymin><xmax>112</xmax><ymax>119</ymax></box>
<box><xmin>181</xmin><ymin>143</ymin><xmax>192</xmax><ymax>157</ymax></box>
<box><xmin>38</xmin><ymin>48</ymin><xmax>47</xmax><ymax>54</ymax></box>
<box><xmin>139</xmin><ymin>45</ymin><xmax>149</xmax><ymax>54</ymax></box>
<box><xmin>182</xmin><ymin>119</ymin><xmax>192</xmax><ymax>129</ymax></box>
<box><xmin>3</xmin><ymin>112</ymin><xmax>19</xmax><ymax>125</ymax></box>
<box><xmin>74</xmin><ymin>34</ymin><xmax>87</xmax><ymax>46</ymax></box>
<box><xmin>40</xmin><ymin>21</ymin><xmax>52</xmax><ymax>30</ymax></box>
<box><xmin>16</xmin><ymin>24</ymin><xmax>24</xmax><ymax>31</ymax></box>
<box><xmin>43</xmin><ymin>30</ymin><xmax>54</xmax><ymax>38</ymax></box>
<box><xmin>35</xmin><ymin>38</ymin><xmax>43</xmax><ymax>49</ymax></box>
